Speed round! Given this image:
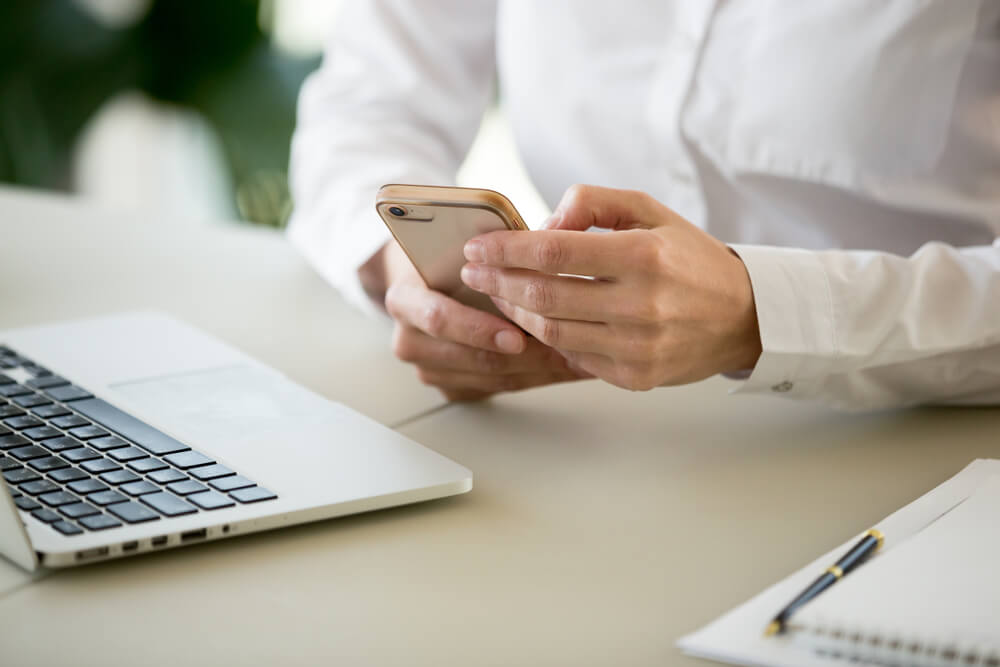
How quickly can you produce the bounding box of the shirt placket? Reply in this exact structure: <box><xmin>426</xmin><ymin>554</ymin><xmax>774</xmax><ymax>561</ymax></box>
<box><xmin>644</xmin><ymin>1</ymin><xmax>718</xmax><ymax>227</ymax></box>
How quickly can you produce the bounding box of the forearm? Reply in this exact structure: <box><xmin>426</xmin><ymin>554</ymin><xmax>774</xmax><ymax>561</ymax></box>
<box><xmin>731</xmin><ymin>240</ymin><xmax>1000</xmax><ymax>410</ymax></box>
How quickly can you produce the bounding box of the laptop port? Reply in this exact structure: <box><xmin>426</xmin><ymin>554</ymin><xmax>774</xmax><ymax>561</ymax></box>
<box><xmin>121</xmin><ymin>541</ymin><xmax>138</xmax><ymax>552</ymax></box>
<box><xmin>151</xmin><ymin>536</ymin><xmax>168</xmax><ymax>547</ymax></box>
<box><xmin>181</xmin><ymin>528</ymin><xmax>207</xmax><ymax>542</ymax></box>
<box><xmin>75</xmin><ymin>547</ymin><xmax>109</xmax><ymax>562</ymax></box>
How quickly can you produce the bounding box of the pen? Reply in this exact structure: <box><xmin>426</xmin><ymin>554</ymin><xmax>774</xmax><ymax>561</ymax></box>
<box><xmin>764</xmin><ymin>528</ymin><xmax>884</xmax><ymax>636</ymax></box>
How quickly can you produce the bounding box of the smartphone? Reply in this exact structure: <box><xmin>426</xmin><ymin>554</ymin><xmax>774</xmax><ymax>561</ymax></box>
<box><xmin>375</xmin><ymin>184</ymin><xmax>529</xmax><ymax>315</ymax></box>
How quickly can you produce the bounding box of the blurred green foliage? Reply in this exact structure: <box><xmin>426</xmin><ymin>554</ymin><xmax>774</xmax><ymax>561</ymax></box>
<box><xmin>0</xmin><ymin>0</ymin><xmax>319</xmax><ymax>226</ymax></box>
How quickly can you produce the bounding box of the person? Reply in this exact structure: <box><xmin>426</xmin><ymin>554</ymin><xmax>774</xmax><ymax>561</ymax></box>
<box><xmin>287</xmin><ymin>1</ymin><xmax>1000</xmax><ymax>411</ymax></box>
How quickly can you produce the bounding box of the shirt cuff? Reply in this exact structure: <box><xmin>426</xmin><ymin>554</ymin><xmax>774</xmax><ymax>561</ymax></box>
<box><xmin>726</xmin><ymin>244</ymin><xmax>841</xmax><ymax>398</ymax></box>
<box><xmin>286</xmin><ymin>197</ymin><xmax>392</xmax><ymax>317</ymax></box>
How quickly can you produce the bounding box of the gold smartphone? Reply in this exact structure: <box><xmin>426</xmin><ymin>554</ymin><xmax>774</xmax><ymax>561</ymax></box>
<box><xmin>376</xmin><ymin>184</ymin><xmax>529</xmax><ymax>314</ymax></box>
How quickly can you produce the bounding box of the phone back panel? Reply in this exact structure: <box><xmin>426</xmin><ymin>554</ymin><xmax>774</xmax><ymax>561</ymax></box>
<box><xmin>376</xmin><ymin>186</ymin><xmax>527</xmax><ymax>314</ymax></box>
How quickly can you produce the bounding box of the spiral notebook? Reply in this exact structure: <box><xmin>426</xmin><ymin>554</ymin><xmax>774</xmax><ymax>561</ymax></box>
<box><xmin>678</xmin><ymin>459</ymin><xmax>1000</xmax><ymax>667</ymax></box>
<box><xmin>788</xmin><ymin>474</ymin><xmax>1000</xmax><ymax>665</ymax></box>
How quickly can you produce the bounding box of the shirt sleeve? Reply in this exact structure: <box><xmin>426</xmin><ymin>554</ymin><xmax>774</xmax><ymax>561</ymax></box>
<box><xmin>286</xmin><ymin>0</ymin><xmax>499</xmax><ymax>314</ymax></box>
<box><xmin>729</xmin><ymin>239</ymin><xmax>1000</xmax><ymax>411</ymax></box>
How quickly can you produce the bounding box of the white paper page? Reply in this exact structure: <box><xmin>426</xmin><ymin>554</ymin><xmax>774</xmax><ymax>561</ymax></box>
<box><xmin>677</xmin><ymin>459</ymin><xmax>1000</xmax><ymax>667</ymax></box>
<box><xmin>791</xmin><ymin>475</ymin><xmax>1000</xmax><ymax>658</ymax></box>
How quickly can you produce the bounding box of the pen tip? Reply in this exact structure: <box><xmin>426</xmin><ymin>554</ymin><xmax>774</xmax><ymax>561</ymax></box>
<box><xmin>764</xmin><ymin>621</ymin><xmax>782</xmax><ymax>637</ymax></box>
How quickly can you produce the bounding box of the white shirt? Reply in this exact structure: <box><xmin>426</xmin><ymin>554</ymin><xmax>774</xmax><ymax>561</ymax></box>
<box><xmin>288</xmin><ymin>0</ymin><xmax>1000</xmax><ymax>411</ymax></box>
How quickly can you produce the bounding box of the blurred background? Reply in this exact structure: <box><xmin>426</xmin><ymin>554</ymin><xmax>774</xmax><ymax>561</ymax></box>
<box><xmin>0</xmin><ymin>0</ymin><xmax>547</xmax><ymax>229</ymax></box>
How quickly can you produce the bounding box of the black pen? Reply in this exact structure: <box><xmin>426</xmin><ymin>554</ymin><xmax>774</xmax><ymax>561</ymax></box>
<box><xmin>764</xmin><ymin>528</ymin><xmax>884</xmax><ymax>636</ymax></box>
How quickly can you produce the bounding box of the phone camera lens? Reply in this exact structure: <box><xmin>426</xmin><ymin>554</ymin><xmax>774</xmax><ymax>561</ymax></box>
<box><xmin>388</xmin><ymin>206</ymin><xmax>406</xmax><ymax>217</ymax></box>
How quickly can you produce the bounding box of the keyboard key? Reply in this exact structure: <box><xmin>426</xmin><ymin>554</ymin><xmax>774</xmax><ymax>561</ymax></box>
<box><xmin>148</xmin><ymin>468</ymin><xmax>186</xmax><ymax>485</ymax></box>
<box><xmin>31</xmin><ymin>508</ymin><xmax>62</xmax><ymax>523</ymax></box>
<box><xmin>141</xmin><ymin>492</ymin><xmax>197</xmax><ymax>517</ymax></box>
<box><xmin>0</xmin><ymin>373</ymin><xmax>13</xmax><ymax>384</ymax></box>
<box><xmin>108</xmin><ymin>501</ymin><xmax>160</xmax><ymax>524</ymax></box>
<box><xmin>0</xmin><ymin>434</ymin><xmax>29</xmax><ymax>450</ymax></box>
<box><xmin>230</xmin><ymin>487</ymin><xmax>277</xmax><ymax>504</ymax></box>
<box><xmin>81</xmin><ymin>459</ymin><xmax>120</xmax><ymax>474</ymax></box>
<box><xmin>15</xmin><ymin>496</ymin><xmax>41</xmax><ymax>511</ymax></box>
<box><xmin>31</xmin><ymin>404</ymin><xmax>70</xmax><ymax>419</ymax></box>
<box><xmin>163</xmin><ymin>451</ymin><xmax>213</xmax><ymax>469</ymax></box>
<box><xmin>187</xmin><ymin>491</ymin><xmax>235</xmax><ymax>510</ymax></box>
<box><xmin>4</xmin><ymin>415</ymin><xmax>44</xmax><ymax>430</ymax></box>
<box><xmin>26</xmin><ymin>375</ymin><xmax>69</xmax><ymax>390</ymax></box>
<box><xmin>72</xmin><ymin>398</ymin><xmax>192</xmax><ymax>456</ymax></box>
<box><xmin>39</xmin><ymin>491</ymin><xmax>80</xmax><ymax>507</ymax></box>
<box><xmin>108</xmin><ymin>446</ymin><xmax>148</xmax><ymax>462</ymax></box>
<box><xmin>166</xmin><ymin>480</ymin><xmax>208</xmax><ymax>496</ymax></box>
<box><xmin>68</xmin><ymin>479</ymin><xmax>108</xmax><ymax>495</ymax></box>
<box><xmin>128</xmin><ymin>458</ymin><xmax>167</xmax><ymax>474</ymax></box>
<box><xmin>29</xmin><ymin>456</ymin><xmax>70</xmax><ymax>472</ymax></box>
<box><xmin>26</xmin><ymin>366</ymin><xmax>52</xmax><ymax>377</ymax></box>
<box><xmin>62</xmin><ymin>447</ymin><xmax>102</xmax><ymax>463</ymax></box>
<box><xmin>43</xmin><ymin>385</ymin><xmax>93</xmax><ymax>402</ymax></box>
<box><xmin>189</xmin><ymin>464</ymin><xmax>235</xmax><ymax>481</ymax></box>
<box><xmin>0</xmin><ymin>425</ymin><xmax>9</xmax><ymax>437</ymax></box>
<box><xmin>52</xmin><ymin>520</ymin><xmax>84</xmax><ymax>536</ymax></box>
<box><xmin>0</xmin><ymin>455</ymin><xmax>19</xmax><ymax>471</ymax></box>
<box><xmin>0</xmin><ymin>384</ymin><xmax>31</xmax><ymax>398</ymax></box>
<box><xmin>23</xmin><ymin>426</ymin><xmax>62</xmax><ymax>441</ymax></box>
<box><xmin>208</xmin><ymin>475</ymin><xmax>256</xmax><ymax>492</ymax></box>
<box><xmin>12</xmin><ymin>394</ymin><xmax>51</xmax><ymax>409</ymax></box>
<box><xmin>4</xmin><ymin>467</ymin><xmax>40</xmax><ymax>484</ymax></box>
<box><xmin>10</xmin><ymin>445</ymin><xmax>50</xmax><ymax>461</ymax></box>
<box><xmin>99</xmin><ymin>469</ymin><xmax>140</xmax><ymax>485</ymax></box>
<box><xmin>48</xmin><ymin>467</ymin><xmax>89</xmax><ymax>483</ymax></box>
<box><xmin>69</xmin><ymin>425</ymin><xmax>110</xmax><ymax>440</ymax></box>
<box><xmin>44</xmin><ymin>436</ymin><xmax>84</xmax><ymax>452</ymax></box>
<box><xmin>80</xmin><ymin>514</ymin><xmax>122</xmax><ymax>531</ymax></box>
<box><xmin>0</xmin><ymin>406</ymin><xmax>25</xmax><ymax>420</ymax></box>
<box><xmin>88</xmin><ymin>490</ymin><xmax>128</xmax><ymax>506</ymax></box>
<box><xmin>59</xmin><ymin>502</ymin><xmax>101</xmax><ymax>519</ymax></box>
<box><xmin>90</xmin><ymin>436</ymin><xmax>129</xmax><ymax>452</ymax></box>
<box><xmin>20</xmin><ymin>479</ymin><xmax>59</xmax><ymax>495</ymax></box>
<box><xmin>120</xmin><ymin>480</ymin><xmax>159</xmax><ymax>496</ymax></box>
<box><xmin>51</xmin><ymin>414</ymin><xmax>89</xmax><ymax>429</ymax></box>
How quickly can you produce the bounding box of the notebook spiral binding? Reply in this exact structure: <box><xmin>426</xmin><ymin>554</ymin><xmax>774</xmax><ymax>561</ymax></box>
<box><xmin>790</xmin><ymin>622</ymin><xmax>1000</xmax><ymax>667</ymax></box>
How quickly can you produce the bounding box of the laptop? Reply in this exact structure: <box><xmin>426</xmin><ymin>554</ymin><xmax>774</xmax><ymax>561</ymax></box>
<box><xmin>0</xmin><ymin>311</ymin><xmax>471</xmax><ymax>570</ymax></box>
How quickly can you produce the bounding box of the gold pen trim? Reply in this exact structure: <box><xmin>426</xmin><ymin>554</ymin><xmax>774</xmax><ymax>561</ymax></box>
<box><xmin>866</xmin><ymin>528</ymin><xmax>885</xmax><ymax>551</ymax></box>
<box><xmin>826</xmin><ymin>565</ymin><xmax>844</xmax><ymax>579</ymax></box>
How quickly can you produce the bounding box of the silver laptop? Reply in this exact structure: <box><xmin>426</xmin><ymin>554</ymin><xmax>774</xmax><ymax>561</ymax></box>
<box><xmin>0</xmin><ymin>311</ymin><xmax>471</xmax><ymax>570</ymax></box>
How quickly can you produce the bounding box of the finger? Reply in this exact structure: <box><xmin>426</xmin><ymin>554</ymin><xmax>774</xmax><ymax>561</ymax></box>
<box><xmin>543</xmin><ymin>183</ymin><xmax>676</xmax><ymax>232</ymax></box>
<box><xmin>461</xmin><ymin>265</ymin><xmax>615</xmax><ymax>322</ymax></box>
<box><xmin>464</xmin><ymin>228</ymin><xmax>644</xmax><ymax>278</ymax></box>
<box><xmin>394</xmin><ymin>326</ymin><xmax>572</xmax><ymax>375</ymax></box>
<box><xmin>416</xmin><ymin>367</ymin><xmax>585</xmax><ymax>396</ymax></box>
<box><xmin>385</xmin><ymin>282</ymin><xmax>526</xmax><ymax>353</ymax></box>
<box><xmin>492</xmin><ymin>297</ymin><xmax>621</xmax><ymax>355</ymax></box>
<box><xmin>559</xmin><ymin>350</ymin><xmax>661</xmax><ymax>392</ymax></box>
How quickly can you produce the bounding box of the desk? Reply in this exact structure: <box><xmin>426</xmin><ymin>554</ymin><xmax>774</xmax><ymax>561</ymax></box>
<box><xmin>1</xmin><ymin>188</ymin><xmax>999</xmax><ymax>666</ymax></box>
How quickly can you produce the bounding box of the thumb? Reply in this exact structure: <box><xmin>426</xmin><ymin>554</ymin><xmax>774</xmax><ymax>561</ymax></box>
<box><xmin>542</xmin><ymin>184</ymin><xmax>668</xmax><ymax>232</ymax></box>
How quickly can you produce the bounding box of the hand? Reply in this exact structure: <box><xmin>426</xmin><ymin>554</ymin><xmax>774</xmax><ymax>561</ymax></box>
<box><xmin>378</xmin><ymin>241</ymin><xmax>586</xmax><ymax>401</ymax></box>
<box><xmin>460</xmin><ymin>184</ymin><xmax>761</xmax><ymax>391</ymax></box>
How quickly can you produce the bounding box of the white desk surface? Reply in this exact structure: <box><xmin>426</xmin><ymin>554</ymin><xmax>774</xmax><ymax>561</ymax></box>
<box><xmin>2</xmin><ymin>188</ymin><xmax>999</xmax><ymax>666</ymax></box>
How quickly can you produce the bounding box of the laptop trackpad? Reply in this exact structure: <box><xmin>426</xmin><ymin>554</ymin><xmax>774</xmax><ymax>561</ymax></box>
<box><xmin>111</xmin><ymin>365</ymin><xmax>335</xmax><ymax>445</ymax></box>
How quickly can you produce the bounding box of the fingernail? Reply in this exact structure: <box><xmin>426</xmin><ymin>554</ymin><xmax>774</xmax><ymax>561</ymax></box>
<box><xmin>494</xmin><ymin>329</ymin><xmax>524</xmax><ymax>354</ymax></box>
<box><xmin>464</xmin><ymin>239</ymin><xmax>484</xmax><ymax>262</ymax></box>
<box><xmin>460</xmin><ymin>263</ymin><xmax>481</xmax><ymax>288</ymax></box>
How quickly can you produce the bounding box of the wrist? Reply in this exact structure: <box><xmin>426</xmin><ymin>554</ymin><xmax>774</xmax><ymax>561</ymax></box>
<box><xmin>725</xmin><ymin>250</ymin><xmax>762</xmax><ymax>373</ymax></box>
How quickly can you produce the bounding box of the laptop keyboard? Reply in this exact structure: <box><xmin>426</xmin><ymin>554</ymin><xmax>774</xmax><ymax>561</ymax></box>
<box><xmin>0</xmin><ymin>345</ymin><xmax>277</xmax><ymax>536</ymax></box>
